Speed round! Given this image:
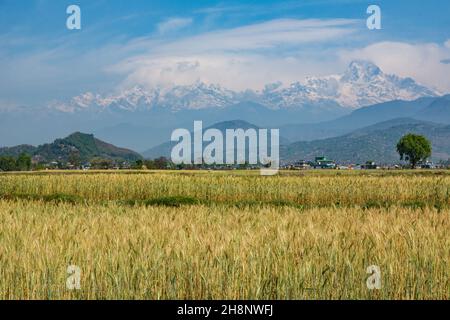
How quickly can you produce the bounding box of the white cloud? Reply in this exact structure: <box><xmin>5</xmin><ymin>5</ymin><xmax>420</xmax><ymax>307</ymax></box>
<box><xmin>157</xmin><ymin>18</ymin><xmax>193</xmax><ymax>34</ymax></box>
<box><xmin>8</xmin><ymin>16</ymin><xmax>450</xmax><ymax>108</ymax></box>
<box><xmin>339</xmin><ymin>41</ymin><xmax>450</xmax><ymax>93</ymax></box>
<box><xmin>110</xmin><ymin>18</ymin><xmax>359</xmax><ymax>91</ymax></box>
<box><xmin>155</xmin><ymin>18</ymin><xmax>358</xmax><ymax>53</ymax></box>
<box><xmin>115</xmin><ymin>53</ymin><xmax>344</xmax><ymax>91</ymax></box>
<box><xmin>0</xmin><ymin>18</ymin><xmax>361</xmax><ymax>106</ymax></box>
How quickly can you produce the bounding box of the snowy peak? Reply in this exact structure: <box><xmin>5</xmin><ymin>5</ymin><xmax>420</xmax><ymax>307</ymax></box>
<box><xmin>336</xmin><ymin>61</ymin><xmax>439</xmax><ymax>108</ymax></box>
<box><xmin>52</xmin><ymin>60</ymin><xmax>441</xmax><ymax>113</ymax></box>
<box><xmin>342</xmin><ymin>60</ymin><xmax>382</xmax><ymax>82</ymax></box>
<box><xmin>160</xmin><ymin>82</ymin><xmax>237</xmax><ymax>110</ymax></box>
<box><xmin>260</xmin><ymin>60</ymin><xmax>439</xmax><ymax>109</ymax></box>
<box><xmin>53</xmin><ymin>82</ymin><xmax>238</xmax><ymax>113</ymax></box>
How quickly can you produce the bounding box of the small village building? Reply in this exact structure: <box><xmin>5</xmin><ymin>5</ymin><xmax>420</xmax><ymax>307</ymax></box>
<box><xmin>313</xmin><ymin>156</ymin><xmax>336</xmax><ymax>169</ymax></box>
<box><xmin>419</xmin><ymin>160</ymin><xmax>435</xmax><ymax>169</ymax></box>
<box><xmin>361</xmin><ymin>161</ymin><xmax>378</xmax><ymax>169</ymax></box>
<box><xmin>290</xmin><ymin>160</ymin><xmax>311</xmax><ymax>170</ymax></box>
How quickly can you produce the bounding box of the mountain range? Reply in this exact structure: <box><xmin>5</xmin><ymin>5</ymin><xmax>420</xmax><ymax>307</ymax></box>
<box><xmin>54</xmin><ymin>60</ymin><xmax>437</xmax><ymax>112</ymax></box>
<box><xmin>0</xmin><ymin>60</ymin><xmax>441</xmax><ymax>151</ymax></box>
<box><xmin>1</xmin><ymin>59</ymin><xmax>449</xmax><ymax>165</ymax></box>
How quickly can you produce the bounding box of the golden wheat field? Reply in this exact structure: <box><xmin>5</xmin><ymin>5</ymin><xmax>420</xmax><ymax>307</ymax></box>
<box><xmin>0</xmin><ymin>170</ymin><xmax>449</xmax><ymax>299</ymax></box>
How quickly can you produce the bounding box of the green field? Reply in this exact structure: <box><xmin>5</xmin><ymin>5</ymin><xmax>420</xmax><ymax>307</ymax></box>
<box><xmin>0</xmin><ymin>170</ymin><xmax>449</xmax><ymax>299</ymax></box>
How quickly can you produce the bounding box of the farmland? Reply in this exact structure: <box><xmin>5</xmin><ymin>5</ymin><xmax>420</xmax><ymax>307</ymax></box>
<box><xmin>0</xmin><ymin>170</ymin><xmax>449</xmax><ymax>299</ymax></box>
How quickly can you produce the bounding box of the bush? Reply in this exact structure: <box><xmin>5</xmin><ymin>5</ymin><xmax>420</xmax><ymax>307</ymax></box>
<box><xmin>143</xmin><ymin>196</ymin><xmax>200</xmax><ymax>207</ymax></box>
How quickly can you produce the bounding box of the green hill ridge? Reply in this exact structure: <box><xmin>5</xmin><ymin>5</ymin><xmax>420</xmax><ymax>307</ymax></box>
<box><xmin>0</xmin><ymin>132</ymin><xmax>142</xmax><ymax>163</ymax></box>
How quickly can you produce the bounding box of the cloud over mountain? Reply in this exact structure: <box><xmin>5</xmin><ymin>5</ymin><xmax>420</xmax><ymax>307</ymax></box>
<box><xmin>54</xmin><ymin>61</ymin><xmax>438</xmax><ymax>113</ymax></box>
<box><xmin>340</xmin><ymin>41</ymin><xmax>450</xmax><ymax>94</ymax></box>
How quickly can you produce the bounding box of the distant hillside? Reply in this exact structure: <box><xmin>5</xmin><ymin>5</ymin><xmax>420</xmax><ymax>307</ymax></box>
<box><xmin>0</xmin><ymin>145</ymin><xmax>37</xmax><ymax>158</ymax></box>
<box><xmin>282</xmin><ymin>118</ymin><xmax>450</xmax><ymax>164</ymax></box>
<box><xmin>0</xmin><ymin>132</ymin><xmax>142</xmax><ymax>162</ymax></box>
<box><xmin>415</xmin><ymin>94</ymin><xmax>450</xmax><ymax>124</ymax></box>
<box><xmin>279</xmin><ymin>95</ymin><xmax>449</xmax><ymax>142</ymax></box>
<box><xmin>98</xmin><ymin>94</ymin><xmax>450</xmax><ymax>151</ymax></box>
<box><xmin>143</xmin><ymin>120</ymin><xmax>290</xmax><ymax>159</ymax></box>
<box><xmin>144</xmin><ymin>118</ymin><xmax>450</xmax><ymax>164</ymax></box>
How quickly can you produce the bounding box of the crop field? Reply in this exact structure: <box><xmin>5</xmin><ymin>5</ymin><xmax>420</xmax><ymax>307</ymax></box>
<box><xmin>0</xmin><ymin>170</ymin><xmax>449</xmax><ymax>299</ymax></box>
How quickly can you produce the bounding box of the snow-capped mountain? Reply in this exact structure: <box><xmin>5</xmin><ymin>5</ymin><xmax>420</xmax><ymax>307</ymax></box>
<box><xmin>53</xmin><ymin>61</ymin><xmax>440</xmax><ymax>113</ymax></box>
<box><xmin>260</xmin><ymin>61</ymin><xmax>439</xmax><ymax>109</ymax></box>
<box><xmin>53</xmin><ymin>82</ymin><xmax>237</xmax><ymax>113</ymax></box>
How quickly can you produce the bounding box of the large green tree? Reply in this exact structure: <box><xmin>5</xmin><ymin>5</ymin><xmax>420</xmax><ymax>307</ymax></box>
<box><xmin>396</xmin><ymin>134</ymin><xmax>432</xmax><ymax>168</ymax></box>
<box><xmin>0</xmin><ymin>156</ymin><xmax>17</xmax><ymax>171</ymax></box>
<box><xmin>16</xmin><ymin>153</ymin><xmax>32</xmax><ymax>171</ymax></box>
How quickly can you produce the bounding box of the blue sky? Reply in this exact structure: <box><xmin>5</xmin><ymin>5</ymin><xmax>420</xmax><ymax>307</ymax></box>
<box><xmin>1</xmin><ymin>0</ymin><xmax>450</xmax><ymax>107</ymax></box>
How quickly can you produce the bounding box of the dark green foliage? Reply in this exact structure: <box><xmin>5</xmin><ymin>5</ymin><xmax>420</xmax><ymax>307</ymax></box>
<box><xmin>42</xmin><ymin>193</ymin><xmax>82</xmax><ymax>204</ymax></box>
<box><xmin>0</xmin><ymin>156</ymin><xmax>17</xmax><ymax>171</ymax></box>
<box><xmin>143</xmin><ymin>196</ymin><xmax>200</xmax><ymax>207</ymax></box>
<box><xmin>1</xmin><ymin>190</ymin><xmax>448</xmax><ymax>210</ymax></box>
<box><xmin>396</xmin><ymin>134</ymin><xmax>432</xmax><ymax>168</ymax></box>
<box><xmin>134</xmin><ymin>159</ymin><xmax>144</xmax><ymax>169</ymax></box>
<box><xmin>0</xmin><ymin>193</ymin><xmax>82</xmax><ymax>204</ymax></box>
<box><xmin>0</xmin><ymin>153</ymin><xmax>31</xmax><ymax>171</ymax></box>
<box><xmin>134</xmin><ymin>157</ymin><xmax>173</xmax><ymax>169</ymax></box>
<box><xmin>144</xmin><ymin>157</ymin><xmax>172</xmax><ymax>169</ymax></box>
<box><xmin>16</xmin><ymin>153</ymin><xmax>32</xmax><ymax>171</ymax></box>
<box><xmin>362</xmin><ymin>200</ymin><xmax>391</xmax><ymax>210</ymax></box>
<box><xmin>90</xmin><ymin>158</ymin><xmax>114</xmax><ymax>169</ymax></box>
<box><xmin>402</xmin><ymin>200</ymin><xmax>426</xmax><ymax>210</ymax></box>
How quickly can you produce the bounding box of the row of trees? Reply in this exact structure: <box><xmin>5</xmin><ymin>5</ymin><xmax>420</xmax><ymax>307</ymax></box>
<box><xmin>134</xmin><ymin>135</ymin><xmax>434</xmax><ymax>170</ymax></box>
<box><xmin>0</xmin><ymin>134</ymin><xmax>437</xmax><ymax>172</ymax></box>
<box><xmin>132</xmin><ymin>158</ymin><xmax>262</xmax><ymax>170</ymax></box>
<box><xmin>0</xmin><ymin>153</ymin><xmax>32</xmax><ymax>171</ymax></box>
<box><xmin>133</xmin><ymin>157</ymin><xmax>173</xmax><ymax>170</ymax></box>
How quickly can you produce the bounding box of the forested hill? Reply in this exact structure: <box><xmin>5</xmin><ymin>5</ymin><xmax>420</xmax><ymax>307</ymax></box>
<box><xmin>0</xmin><ymin>132</ymin><xmax>142</xmax><ymax>162</ymax></box>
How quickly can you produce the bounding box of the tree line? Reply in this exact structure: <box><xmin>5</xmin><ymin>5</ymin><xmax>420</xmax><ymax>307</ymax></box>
<box><xmin>0</xmin><ymin>153</ymin><xmax>32</xmax><ymax>171</ymax></box>
<box><xmin>0</xmin><ymin>134</ymin><xmax>440</xmax><ymax>171</ymax></box>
